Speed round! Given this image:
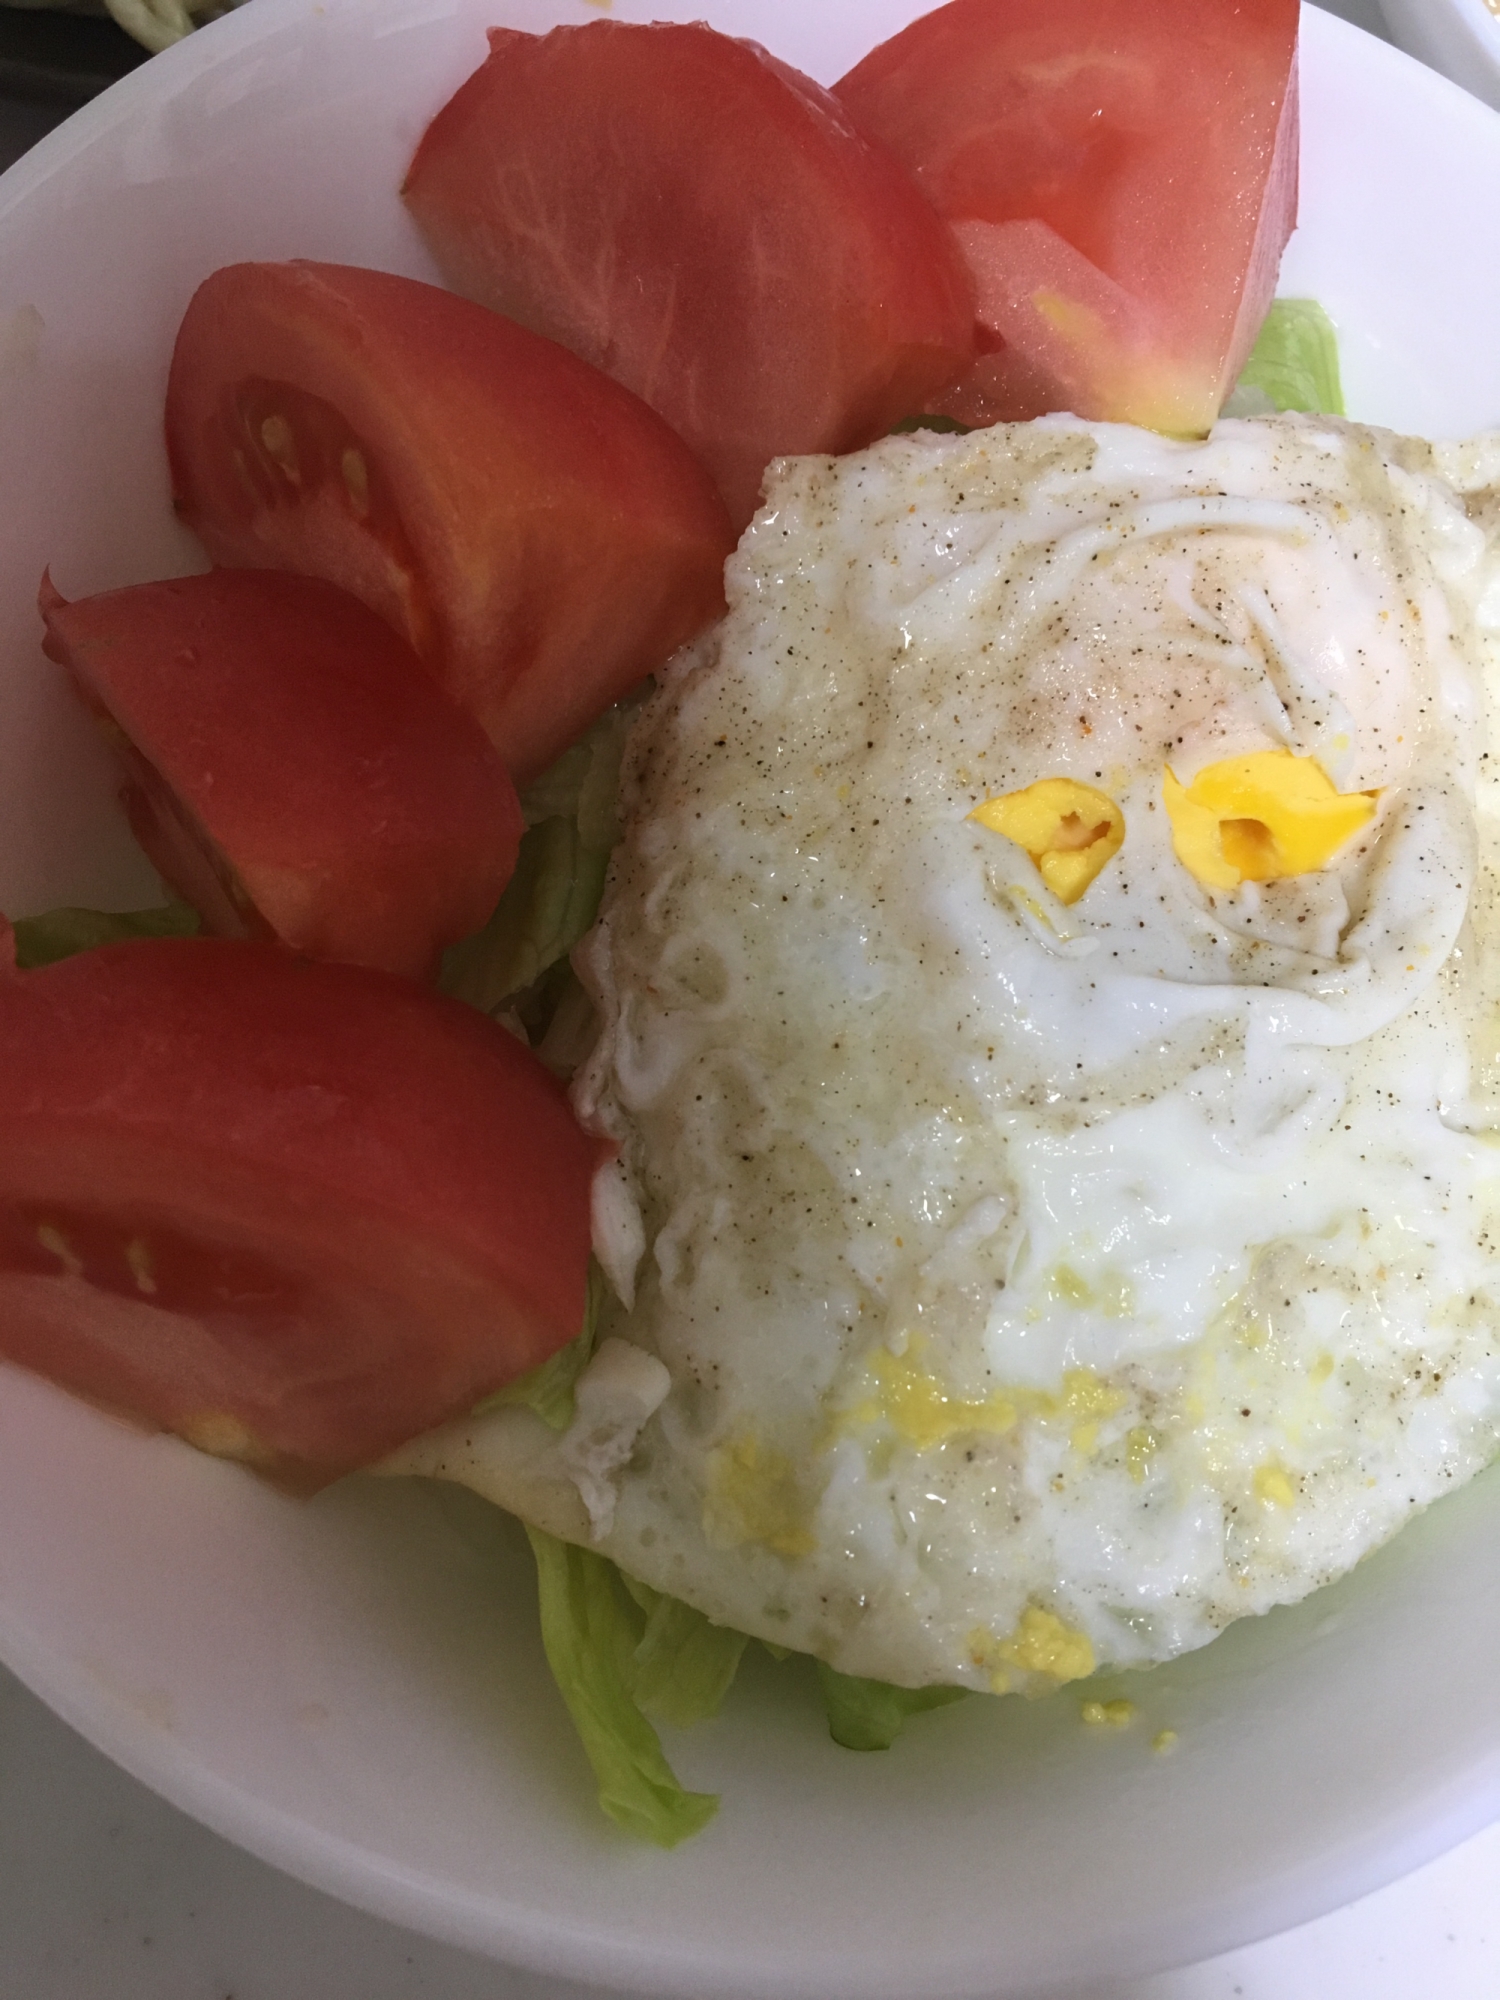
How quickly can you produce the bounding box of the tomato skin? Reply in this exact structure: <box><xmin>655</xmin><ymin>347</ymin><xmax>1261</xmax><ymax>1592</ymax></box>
<box><xmin>402</xmin><ymin>21</ymin><xmax>976</xmax><ymax>531</ymax></box>
<box><xmin>40</xmin><ymin>570</ymin><xmax>523</xmax><ymax>983</ymax></box>
<box><xmin>0</xmin><ymin>932</ymin><xmax>607</xmax><ymax>1486</ymax></box>
<box><xmin>835</xmin><ymin>0</ymin><xmax>1300</xmax><ymax>433</ymax></box>
<box><xmin>165</xmin><ymin>261</ymin><xmax>734</xmax><ymax>782</ymax></box>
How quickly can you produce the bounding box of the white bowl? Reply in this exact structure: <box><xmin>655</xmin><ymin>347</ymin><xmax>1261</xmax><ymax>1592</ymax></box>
<box><xmin>2</xmin><ymin>4</ymin><xmax>1500</xmax><ymax>1996</ymax></box>
<box><xmin>1380</xmin><ymin>0</ymin><xmax>1500</xmax><ymax>113</ymax></box>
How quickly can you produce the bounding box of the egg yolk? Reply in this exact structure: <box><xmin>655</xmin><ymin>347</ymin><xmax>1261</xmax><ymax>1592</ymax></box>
<box><xmin>971</xmin><ymin>1606</ymin><xmax>1096</xmax><ymax>1693</ymax></box>
<box><xmin>703</xmin><ymin>1435</ymin><xmax>817</xmax><ymax>1557</ymax></box>
<box><xmin>1254</xmin><ymin>1462</ymin><xmax>1298</xmax><ymax>1508</ymax></box>
<box><xmin>860</xmin><ymin>1345</ymin><xmax>1019</xmax><ymax>1450</ymax></box>
<box><xmin>1163</xmin><ymin>750</ymin><xmax>1377</xmax><ymax>890</ymax></box>
<box><xmin>970</xmin><ymin>778</ymin><xmax>1125</xmax><ymax>904</ymax></box>
<box><xmin>851</xmin><ymin>1346</ymin><xmax>1126</xmax><ymax>1456</ymax></box>
<box><xmin>1081</xmin><ymin>1698</ymin><xmax>1136</xmax><ymax>1730</ymax></box>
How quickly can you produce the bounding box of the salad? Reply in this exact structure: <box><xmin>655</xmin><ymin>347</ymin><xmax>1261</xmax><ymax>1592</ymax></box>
<box><xmin>7</xmin><ymin>0</ymin><xmax>1459</xmax><ymax>1863</ymax></box>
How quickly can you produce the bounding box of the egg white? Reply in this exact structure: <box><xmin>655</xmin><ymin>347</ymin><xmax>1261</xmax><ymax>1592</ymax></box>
<box><xmin>406</xmin><ymin>414</ymin><xmax>1500</xmax><ymax>1695</ymax></box>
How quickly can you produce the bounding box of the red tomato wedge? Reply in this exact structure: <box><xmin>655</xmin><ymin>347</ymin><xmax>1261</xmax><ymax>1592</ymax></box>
<box><xmin>402</xmin><ymin>21</ymin><xmax>976</xmax><ymax>531</ymax></box>
<box><xmin>40</xmin><ymin>570</ymin><xmax>523</xmax><ymax>983</ymax></box>
<box><xmin>165</xmin><ymin>261</ymin><xmax>734</xmax><ymax>782</ymax></box>
<box><xmin>835</xmin><ymin>0</ymin><xmax>1300</xmax><ymax>433</ymax></box>
<box><xmin>0</xmin><ymin>931</ymin><xmax>606</xmax><ymax>1487</ymax></box>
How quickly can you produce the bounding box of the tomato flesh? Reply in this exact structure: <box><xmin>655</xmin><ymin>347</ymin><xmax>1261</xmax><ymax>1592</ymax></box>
<box><xmin>402</xmin><ymin>21</ymin><xmax>976</xmax><ymax>531</ymax></box>
<box><xmin>165</xmin><ymin>261</ymin><xmax>734</xmax><ymax>781</ymax></box>
<box><xmin>0</xmin><ymin>933</ymin><xmax>607</xmax><ymax>1486</ymax></box>
<box><xmin>835</xmin><ymin>0</ymin><xmax>1300</xmax><ymax>432</ymax></box>
<box><xmin>41</xmin><ymin>569</ymin><xmax>524</xmax><ymax>983</ymax></box>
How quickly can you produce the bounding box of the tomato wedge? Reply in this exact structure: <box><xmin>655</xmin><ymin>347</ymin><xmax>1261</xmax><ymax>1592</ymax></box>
<box><xmin>835</xmin><ymin>0</ymin><xmax>1299</xmax><ymax>433</ymax></box>
<box><xmin>0</xmin><ymin>931</ymin><xmax>606</xmax><ymax>1486</ymax></box>
<box><xmin>40</xmin><ymin>569</ymin><xmax>523</xmax><ymax>983</ymax></box>
<box><xmin>402</xmin><ymin>21</ymin><xmax>976</xmax><ymax>531</ymax></box>
<box><xmin>165</xmin><ymin>261</ymin><xmax>734</xmax><ymax>781</ymax></box>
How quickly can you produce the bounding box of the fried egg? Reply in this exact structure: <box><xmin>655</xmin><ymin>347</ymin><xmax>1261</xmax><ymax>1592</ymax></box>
<box><xmin>402</xmin><ymin>413</ymin><xmax>1500</xmax><ymax>1695</ymax></box>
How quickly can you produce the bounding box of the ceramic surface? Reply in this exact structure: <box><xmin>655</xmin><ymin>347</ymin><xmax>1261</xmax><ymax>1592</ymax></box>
<box><xmin>1380</xmin><ymin>0</ymin><xmax>1500</xmax><ymax>114</ymax></box>
<box><xmin>1</xmin><ymin>5</ymin><xmax>1499</xmax><ymax>1995</ymax></box>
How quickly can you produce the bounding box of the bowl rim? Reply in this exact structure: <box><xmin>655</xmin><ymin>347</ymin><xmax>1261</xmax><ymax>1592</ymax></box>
<box><xmin>1</xmin><ymin>3</ymin><xmax>1500</xmax><ymax>1996</ymax></box>
<box><xmin>1378</xmin><ymin>0</ymin><xmax>1500</xmax><ymax>109</ymax></box>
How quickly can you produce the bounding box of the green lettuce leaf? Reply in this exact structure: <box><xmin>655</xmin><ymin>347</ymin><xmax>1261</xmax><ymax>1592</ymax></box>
<box><xmin>815</xmin><ymin>1661</ymin><xmax>968</xmax><ymax>1752</ymax></box>
<box><xmin>439</xmin><ymin>706</ymin><xmax>629</xmax><ymax>1018</ymax></box>
<box><xmin>1228</xmin><ymin>298</ymin><xmax>1345</xmax><ymax>418</ymax></box>
<box><xmin>11</xmin><ymin>900</ymin><xmax>201</xmax><ymax>969</ymax></box>
<box><xmin>439</xmin><ymin>817</ymin><xmax>609</xmax><ymax>1016</ymax></box>
<box><xmin>618</xmin><ymin>1576</ymin><xmax>749</xmax><ymax>1730</ymax></box>
<box><xmin>474</xmin><ymin>1262</ymin><xmax>604</xmax><ymax>1431</ymax></box>
<box><xmin>526</xmin><ymin>1528</ymin><xmax>720</xmax><ymax>1847</ymax></box>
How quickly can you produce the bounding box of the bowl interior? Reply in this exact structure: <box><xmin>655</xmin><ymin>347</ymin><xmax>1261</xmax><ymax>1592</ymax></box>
<box><xmin>1379</xmin><ymin>0</ymin><xmax>1500</xmax><ymax>116</ymax></box>
<box><xmin>1</xmin><ymin>4</ymin><xmax>1500</xmax><ymax>1996</ymax></box>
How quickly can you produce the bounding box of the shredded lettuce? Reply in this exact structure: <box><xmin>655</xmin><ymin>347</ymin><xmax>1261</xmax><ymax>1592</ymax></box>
<box><xmin>101</xmin><ymin>0</ymin><xmax>247</xmax><ymax>56</ymax></box>
<box><xmin>12</xmin><ymin>705</ymin><xmax>630</xmax><ymax>1000</ymax></box>
<box><xmin>439</xmin><ymin>706</ymin><xmax>629</xmax><ymax>1020</ymax></box>
<box><xmin>618</xmin><ymin>1575</ymin><xmax>749</xmax><ymax>1729</ymax></box>
<box><xmin>815</xmin><ymin>1662</ymin><xmax>969</xmax><ymax>1752</ymax></box>
<box><xmin>474</xmin><ymin>1262</ymin><xmax>604</xmax><ymax>1431</ymax></box>
<box><xmin>900</xmin><ymin>299</ymin><xmax>1343</xmax><ymax>440</ymax></box>
<box><xmin>1226</xmin><ymin>298</ymin><xmax>1345</xmax><ymax>418</ymax></box>
<box><xmin>11</xmin><ymin>900</ymin><xmax>201</xmax><ymax>969</ymax></box>
<box><xmin>439</xmin><ymin>817</ymin><xmax>609</xmax><ymax>1017</ymax></box>
<box><xmin>525</xmin><ymin>1528</ymin><xmax>721</xmax><ymax>1847</ymax></box>
<box><xmin>526</xmin><ymin>1513</ymin><xmax>965</xmax><ymax>1841</ymax></box>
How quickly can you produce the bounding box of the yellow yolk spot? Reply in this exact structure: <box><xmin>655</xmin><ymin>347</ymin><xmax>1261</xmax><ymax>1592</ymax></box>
<box><xmin>857</xmin><ymin>1349</ymin><xmax>1124</xmax><ymax>1456</ymax></box>
<box><xmin>1163</xmin><ymin>750</ymin><xmax>1377</xmax><ymax>890</ymax></box>
<box><xmin>703</xmin><ymin>1436</ymin><xmax>817</xmax><ymax>1558</ymax></box>
<box><xmin>1126</xmin><ymin>1426</ymin><xmax>1160</xmax><ymax>1483</ymax></box>
<box><xmin>1153</xmin><ymin>1729</ymin><xmax>1179</xmax><ymax>1754</ymax></box>
<box><xmin>970</xmin><ymin>778</ymin><xmax>1125</xmax><ymax>905</ymax></box>
<box><xmin>1254</xmin><ymin>1462</ymin><xmax>1298</xmax><ymax>1508</ymax></box>
<box><xmin>971</xmin><ymin>1607</ymin><xmax>1096</xmax><ymax>1693</ymax></box>
<box><xmin>1059</xmin><ymin>1370</ymin><xmax>1128</xmax><ymax>1423</ymax></box>
<box><xmin>1060</xmin><ymin>1369</ymin><xmax>1127</xmax><ymax>1456</ymax></box>
<box><xmin>1042</xmin><ymin>1262</ymin><xmax>1134</xmax><ymax>1318</ymax></box>
<box><xmin>864</xmin><ymin>1346</ymin><xmax>1018</xmax><ymax>1451</ymax></box>
<box><xmin>1050</xmin><ymin>1263</ymin><xmax>1090</xmax><ymax>1305</ymax></box>
<box><xmin>1081</xmin><ymin>1698</ymin><xmax>1136</xmax><ymax>1730</ymax></box>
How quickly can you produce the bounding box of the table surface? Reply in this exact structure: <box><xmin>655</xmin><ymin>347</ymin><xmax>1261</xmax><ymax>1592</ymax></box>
<box><xmin>5</xmin><ymin>0</ymin><xmax>1500</xmax><ymax>1995</ymax></box>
